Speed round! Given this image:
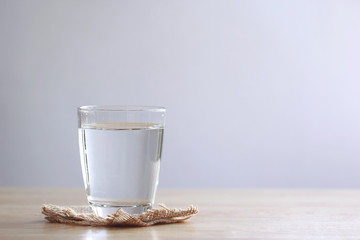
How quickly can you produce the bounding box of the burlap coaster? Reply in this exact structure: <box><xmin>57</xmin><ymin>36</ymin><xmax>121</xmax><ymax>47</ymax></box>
<box><xmin>42</xmin><ymin>204</ymin><xmax>198</xmax><ymax>227</ymax></box>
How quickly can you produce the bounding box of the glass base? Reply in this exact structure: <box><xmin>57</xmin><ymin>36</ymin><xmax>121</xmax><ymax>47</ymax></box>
<box><xmin>89</xmin><ymin>201</ymin><xmax>153</xmax><ymax>217</ymax></box>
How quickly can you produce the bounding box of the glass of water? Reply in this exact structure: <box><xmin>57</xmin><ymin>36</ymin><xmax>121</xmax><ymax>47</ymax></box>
<box><xmin>78</xmin><ymin>105</ymin><xmax>165</xmax><ymax>217</ymax></box>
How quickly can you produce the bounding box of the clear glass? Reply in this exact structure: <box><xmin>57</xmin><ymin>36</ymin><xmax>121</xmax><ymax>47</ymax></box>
<box><xmin>78</xmin><ymin>105</ymin><xmax>166</xmax><ymax>217</ymax></box>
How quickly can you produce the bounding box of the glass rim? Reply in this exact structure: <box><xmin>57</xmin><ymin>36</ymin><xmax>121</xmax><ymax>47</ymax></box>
<box><xmin>78</xmin><ymin>105</ymin><xmax>166</xmax><ymax>112</ymax></box>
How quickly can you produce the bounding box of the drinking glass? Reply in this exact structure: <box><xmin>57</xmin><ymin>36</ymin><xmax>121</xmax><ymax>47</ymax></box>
<box><xmin>78</xmin><ymin>105</ymin><xmax>166</xmax><ymax>217</ymax></box>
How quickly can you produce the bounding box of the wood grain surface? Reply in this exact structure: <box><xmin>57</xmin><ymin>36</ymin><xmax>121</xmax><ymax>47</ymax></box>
<box><xmin>1</xmin><ymin>188</ymin><xmax>360</xmax><ymax>239</ymax></box>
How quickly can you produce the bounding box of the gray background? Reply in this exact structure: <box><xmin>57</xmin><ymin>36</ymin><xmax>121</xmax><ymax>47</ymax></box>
<box><xmin>1</xmin><ymin>0</ymin><xmax>360</xmax><ymax>188</ymax></box>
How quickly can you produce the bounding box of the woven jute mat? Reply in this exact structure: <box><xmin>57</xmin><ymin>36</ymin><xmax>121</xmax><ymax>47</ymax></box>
<box><xmin>42</xmin><ymin>204</ymin><xmax>198</xmax><ymax>227</ymax></box>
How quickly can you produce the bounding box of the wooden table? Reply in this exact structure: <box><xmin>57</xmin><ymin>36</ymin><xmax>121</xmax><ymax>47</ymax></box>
<box><xmin>1</xmin><ymin>188</ymin><xmax>360</xmax><ymax>239</ymax></box>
